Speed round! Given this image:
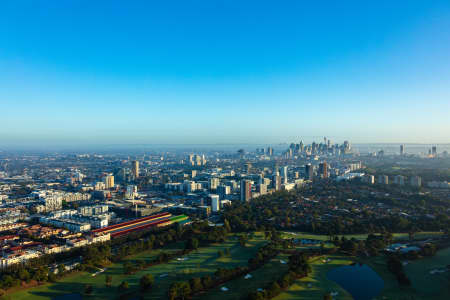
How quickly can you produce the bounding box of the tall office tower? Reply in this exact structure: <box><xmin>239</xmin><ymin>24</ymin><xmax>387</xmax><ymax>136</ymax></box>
<box><xmin>432</xmin><ymin>146</ymin><xmax>437</xmax><ymax>156</ymax></box>
<box><xmin>400</xmin><ymin>144</ymin><xmax>404</xmax><ymax>156</ymax></box>
<box><xmin>245</xmin><ymin>162</ymin><xmax>252</xmax><ymax>174</ymax></box>
<box><xmin>209</xmin><ymin>178</ymin><xmax>220</xmax><ymax>191</ymax></box>
<box><xmin>410</xmin><ymin>176</ymin><xmax>422</xmax><ymax>187</ymax></box>
<box><xmin>188</xmin><ymin>154</ymin><xmax>194</xmax><ymax>165</ymax></box>
<box><xmin>191</xmin><ymin>170</ymin><xmax>197</xmax><ymax>178</ymax></box>
<box><xmin>104</xmin><ymin>174</ymin><xmax>115</xmax><ymax>189</ymax></box>
<box><xmin>378</xmin><ymin>175</ymin><xmax>389</xmax><ymax>185</ymax></box>
<box><xmin>201</xmin><ymin>154</ymin><xmax>207</xmax><ymax>165</ymax></box>
<box><xmin>132</xmin><ymin>160</ymin><xmax>139</xmax><ymax>178</ymax></box>
<box><xmin>327</xmin><ymin>139</ymin><xmax>331</xmax><ymax>148</ymax></box>
<box><xmin>343</xmin><ymin>140</ymin><xmax>351</xmax><ymax>153</ymax></box>
<box><xmin>126</xmin><ymin>185</ymin><xmax>138</xmax><ymax>199</ymax></box>
<box><xmin>281</xmin><ymin>166</ymin><xmax>288</xmax><ymax>184</ymax></box>
<box><xmin>319</xmin><ymin>162</ymin><xmax>328</xmax><ymax>178</ymax></box>
<box><xmin>267</xmin><ymin>147</ymin><xmax>273</xmax><ymax>156</ymax></box>
<box><xmin>210</xmin><ymin>194</ymin><xmax>220</xmax><ymax>212</ymax></box>
<box><xmin>240</xmin><ymin>179</ymin><xmax>252</xmax><ymax>202</ymax></box>
<box><xmin>305</xmin><ymin>164</ymin><xmax>313</xmax><ymax>180</ymax></box>
<box><xmin>311</xmin><ymin>142</ymin><xmax>317</xmax><ymax>154</ymax></box>
<box><xmin>272</xmin><ymin>174</ymin><xmax>281</xmax><ymax>191</ymax></box>
<box><xmin>299</xmin><ymin>140</ymin><xmax>304</xmax><ymax>153</ymax></box>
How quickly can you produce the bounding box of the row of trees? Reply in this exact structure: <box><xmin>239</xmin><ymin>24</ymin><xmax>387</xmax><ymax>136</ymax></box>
<box><xmin>387</xmin><ymin>256</ymin><xmax>411</xmax><ymax>286</ymax></box>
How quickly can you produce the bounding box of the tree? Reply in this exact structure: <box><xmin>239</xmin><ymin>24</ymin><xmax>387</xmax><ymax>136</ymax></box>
<box><xmin>189</xmin><ymin>277</ymin><xmax>203</xmax><ymax>293</ymax></box>
<box><xmin>118</xmin><ymin>281</ymin><xmax>129</xmax><ymax>292</ymax></box>
<box><xmin>140</xmin><ymin>274</ymin><xmax>154</xmax><ymax>291</ymax></box>
<box><xmin>84</xmin><ymin>284</ymin><xmax>93</xmax><ymax>295</ymax></box>
<box><xmin>239</xmin><ymin>235</ymin><xmax>248</xmax><ymax>247</ymax></box>
<box><xmin>323</xmin><ymin>293</ymin><xmax>333</xmax><ymax>300</ymax></box>
<box><xmin>186</xmin><ymin>238</ymin><xmax>199</xmax><ymax>250</ymax></box>
<box><xmin>105</xmin><ymin>275</ymin><xmax>112</xmax><ymax>287</ymax></box>
<box><xmin>57</xmin><ymin>264</ymin><xmax>65</xmax><ymax>277</ymax></box>
<box><xmin>268</xmin><ymin>281</ymin><xmax>281</xmax><ymax>297</ymax></box>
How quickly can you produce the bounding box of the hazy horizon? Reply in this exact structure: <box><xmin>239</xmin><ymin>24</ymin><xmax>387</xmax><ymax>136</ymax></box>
<box><xmin>2</xmin><ymin>1</ymin><xmax>450</xmax><ymax>145</ymax></box>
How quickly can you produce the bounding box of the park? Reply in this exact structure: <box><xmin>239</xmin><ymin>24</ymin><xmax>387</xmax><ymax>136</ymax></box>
<box><xmin>6</xmin><ymin>231</ymin><xmax>449</xmax><ymax>300</ymax></box>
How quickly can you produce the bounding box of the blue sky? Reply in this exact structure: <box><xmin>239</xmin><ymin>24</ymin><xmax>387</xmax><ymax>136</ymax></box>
<box><xmin>1</xmin><ymin>0</ymin><xmax>450</xmax><ymax>146</ymax></box>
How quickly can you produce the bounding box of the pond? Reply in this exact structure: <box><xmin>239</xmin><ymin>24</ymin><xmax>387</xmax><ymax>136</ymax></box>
<box><xmin>327</xmin><ymin>263</ymin><xmax>384</xmax><ymax>300</ymax></box>
<box><xmin>52</xmin><ymin>293</ymin><xmax>82</xmax><ymax>300</ymax></box>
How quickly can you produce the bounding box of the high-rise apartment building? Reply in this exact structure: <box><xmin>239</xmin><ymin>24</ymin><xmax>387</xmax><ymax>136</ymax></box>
<box><xmin>432</xmin><ymin>146</ymin><xmax>437</xmax><ymax>156</ymax></box>
<box><xmin>104</xmin><ymin>174</ymin><xmax>115</xmax><ymax>189</ymax></box>
<box><xmin>240</xmin><ymin>180</ymin><xmax>252</xmax><ymax>202</ymax></box>
<box><xmin>210</xmin><ymin>194</ymin><xmax>220</xmax><ymax>212</ymax></box>
<box><xmin>132</xmin><ymin>160</ymin><xmax>139</xmax><ymax>178</ymax></box>
<box><xmin>319</xmin><ymin>162</ymin><xmax>328</xmax><ymax>178</ymax></box>
<box><xmin>305</xmin><ymin>164</ymin><xmax>313</xmax><ymax>180</ymax></box>
<box><xmin>281</xmin><ymin>166</ymin><xmax>288</xmax><ymax>184</ymax></box>
<box><xmin>272</xmin><ymin>175</ymin><xmax>281</xmax><ymax>191</ymax></box>
<box><xmin>209</xmin><ymin>178</ymin><xmax>220</xmax><ymax>191</ymax></box>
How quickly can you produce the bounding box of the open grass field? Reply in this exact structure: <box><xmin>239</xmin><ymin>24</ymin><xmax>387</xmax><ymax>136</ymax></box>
<box><xmin>8</xmin><ymin>233</ymin><xmax>267</xmax><ymax>300</ymax></box>
<box><xmin>273</xmin><ymin>255</ymin><xmax>353</xmax><ymax>300</ymax></box>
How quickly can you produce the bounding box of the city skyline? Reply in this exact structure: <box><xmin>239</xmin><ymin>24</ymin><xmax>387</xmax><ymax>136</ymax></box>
<box><xmin>2</xmin><ymin>1</ymin><xmax>450</xmax><ymax>146</ymax></box>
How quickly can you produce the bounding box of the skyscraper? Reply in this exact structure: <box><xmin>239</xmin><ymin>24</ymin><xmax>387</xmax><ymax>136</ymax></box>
<box><xmin>240</xmin><ymin>180</ymin><xmax>252</xmax><ymax>202</ymax></box>
<box><xmin>272</xmin><ymin>174</ymin><xmax>281</xmax><ymax>190</ymax></box>
<box><xmin>281</xmin><ymin>166</ymin><xmax>288</xmax><ymax>184</ymax></box>
<box><xmin>132</xmin><ymin>160</ymin><xmax>139</xmax><ymax>178</ymax></box>
<box><xmin>210</xmin><ymin>194</ymin><xmax>220</xmax><ymax>212</ymax></box>
<box><xmin>400</xmin><ymin>145</ymin><xmax>404</xmax><ymax>156</ymax></box>
<box><xmin>104</xmin><ymin>174</ymin><xmax>115</xmax><ymax>189</ymax></box>
<box><xmin>305</xmin><ymin>164</ymin><xmax>313</xmax><ymax>180</ymax></box>
<box><xmin>209</xmin><ymin>178</ymin><xmax>220</xmax><ymax>191</ymax></box>
<box><xmin>319</xmin><ymin>162</ymin><xmax>328</xmax><ymax>179</ymax></box>
<box><xmin>432</xmin><ymin>146</ymin><xmax>437</xmax><ymax>156</ymax></box>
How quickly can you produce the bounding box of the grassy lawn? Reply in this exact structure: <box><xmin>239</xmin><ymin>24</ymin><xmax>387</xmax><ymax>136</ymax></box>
<box><xmin>273</xmin><ymin>255</ymin><xmax>354</xmax><ymax>300</ymax></box>
<box><xmin>8</xmin><ymin>233</ymin><xmax>267</xmax><ymax>300</ymax></box>
<box><xmin>195</xmin><ymin>253</ymin><xmax>291</xmax><ymax>300</ymax></box>
<box><xmin>360</xmin><ymin>246</ymin><xmax>450</xmax><ymax>300</ymax></box>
